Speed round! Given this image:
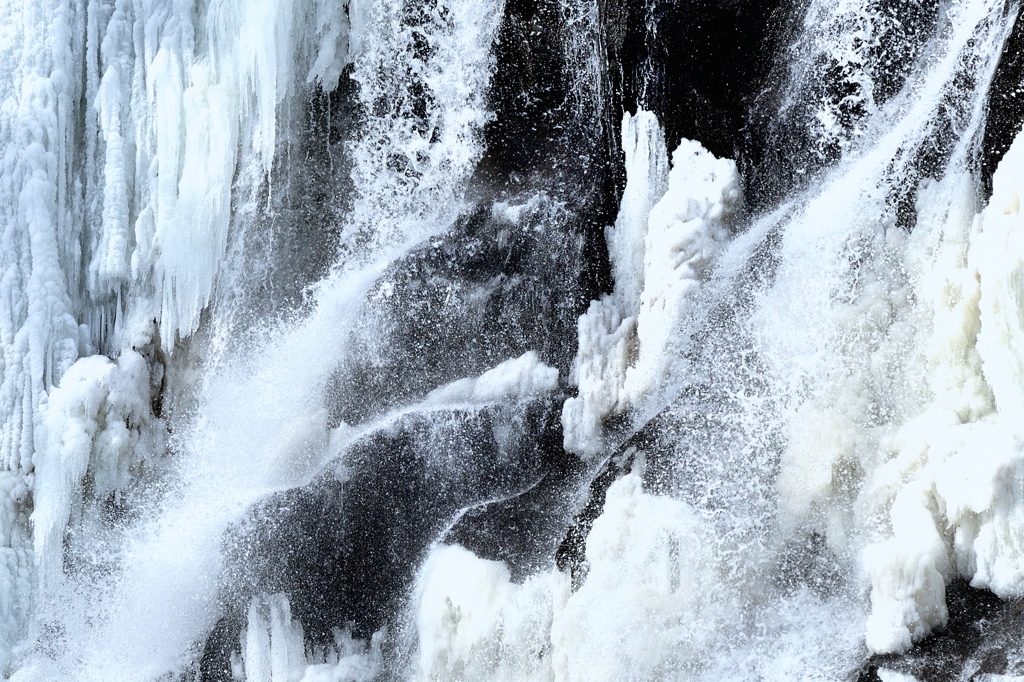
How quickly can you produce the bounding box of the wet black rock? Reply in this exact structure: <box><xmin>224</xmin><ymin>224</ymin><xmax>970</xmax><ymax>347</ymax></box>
<box><xmin>982</xmin><ymin>5</ymin><xmax>1024</xmax><ymax>198</ymax></box>
<box><xmin>326</xmin><ymin>199</ymin><xmax>587</xmax><ymax>427</ymax></box>
<box><xmin>861</xmin><ymin>581</ymin><xmax>1024</xmax><ymax>682</ymax></box>
<box><xmin>201</xmin><ymin>395</ymin><xmax>566</xmax><ymax>681</ymax></box>
<box><xmin>442</xmin><ymin>396</ymin><xmax>592</xmax><ymax>582</ymax></box>
<box><xmin>602</xmin><ymin>0</ymin><xmax>792</xmax><ymax>168</ymax></box>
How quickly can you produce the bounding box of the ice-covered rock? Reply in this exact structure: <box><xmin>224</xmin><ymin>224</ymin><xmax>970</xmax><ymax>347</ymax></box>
<box><xmin>562</xmin><ymin>111</ymin><xmax>741</xmax><ymax>457</ymax></box>
<box><xmin>33</xmin><ymin>344</ymin><xmax>163</xmax><ymax>593</ymax></box>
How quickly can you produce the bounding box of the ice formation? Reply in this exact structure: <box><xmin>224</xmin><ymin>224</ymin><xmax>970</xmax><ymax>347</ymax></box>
<box><xmin>233</xmin><ymin>594</ymin><xmax>380</xmax><ymax>682</ymax></box>
<box><xmin>424</xmin><ymin>352</ymin><xmax>559</xmax><ymax>407</ymax></box>
<box><xmin>412</xmin><ymin>463</ymin><xmax>725</xmax><ymax>682</ymax></box>
<box><xmin>411</xmin><ymin>457</ymin><xmax>849</xmax><ymax>682</ymax></box>
<box><xmin>549</xmin><ymin>464</ymin><xmax>728</xmax><ymax>681</ymax></box>
<box><xmin>562</xmin><ymin>112</ymin><xmax>741</xmax><ymax>455</ymax></box>
<box><xmin>4</xmin><ymin>0</ymin><xmax>1024</xmax><ymax>678</ymax></box>
<box><xmin>0</xmin><ymin>471</ymin><xmax>31</xmax><ymax>674</ymax></box>
<box><xmin>414</xmin><ymin>544</ymin><xmax>557</xmax><ymax>681</ymax></box>
<box><xmin>33</xmin><ymin>334</ymin><xmax>163</xmax><ymax>592</ymax></box>
<box><xmin>858</xmin><ymin>129</ymin><xmax>1024</xmax><ymax>653</ymax></box>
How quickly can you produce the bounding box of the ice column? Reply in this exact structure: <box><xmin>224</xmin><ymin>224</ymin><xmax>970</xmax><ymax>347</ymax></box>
<box><xmin>562</xmin><ymin>111</ymin><xmax>741</xmax><ymax>456</ymax></box>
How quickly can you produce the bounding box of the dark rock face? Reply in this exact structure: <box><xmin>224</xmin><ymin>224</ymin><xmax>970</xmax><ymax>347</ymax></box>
<box><xmin>480</xmin><ymin>0</ymin><xmax>797</xmax><ymax>303</ymax></box>
<box><xmin>860</xmin><ymin>582</ymin><xmax>1024</xmax><ymax>682</ymax></box>
<box><xmin>325</xmin><ymin>198</ymin><xmax>588</xmax><ymax>428</ymax></box>
<box><xmin>201</xmin><ymin>396</ymin><xmax>566</xmax><ymax>681</ymax></box>
<box><xmin>982</xmin><ymin>6</ymin><xmax>1024</xmax><ymax>197</ymax></box>
<box><xmin>479</xmin><ymin>0</ymin><xmax>608</xmax><ymax>195</ymax></box>
<box><xmin>600</xmin><ymin>0</ymin><xmax>792</xmax><ymax>168</ymax></box>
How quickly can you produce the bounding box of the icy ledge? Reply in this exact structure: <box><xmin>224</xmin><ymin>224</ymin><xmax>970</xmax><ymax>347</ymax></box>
<box><xmin>861</xmin><ymin>127</ymin><xmax>1024</xmax><ymax>654</ymax></box>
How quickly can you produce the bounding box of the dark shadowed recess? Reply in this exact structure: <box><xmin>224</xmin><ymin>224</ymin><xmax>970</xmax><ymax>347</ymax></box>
<box><xmin>859</xmin><ymin>582</ymin><xmax>1024</xmax><ymax>682</ymax></box>
<box><xmin>601</xmin><ymin>0</ymin><xmax>792</xmax><ymax>200</ymax></box>
<box><xmin>982</xmin><ymin>4</ymin><xmax>1024</xmax><ymax>198</ymax></box>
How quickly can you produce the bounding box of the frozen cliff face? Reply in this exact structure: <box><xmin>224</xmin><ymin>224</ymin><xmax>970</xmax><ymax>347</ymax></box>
<box><xmin>0</xmin><ymin>0</ymin><xmax>511</xmax><ymax>672</ymax></box>
<box><xmin>0</xmin><ymin>0</ymin><xmax>354</xmax><ymax>669</ymax></box>
<box><xmin>8</xmin><ymin>0</ymin><xmax>1024</xmax><ymax>679</ymax></box>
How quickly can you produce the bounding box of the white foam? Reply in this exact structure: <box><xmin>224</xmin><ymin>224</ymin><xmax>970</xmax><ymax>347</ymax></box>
<box><xmin>424</xmin><ymin>352</ymin><xmax>559</xmax><ymax>406</ymax></box>
<box><xmin>877</xmin><ymin>670</ymin><xmax>921</xmax><ymax>682</ymax></box>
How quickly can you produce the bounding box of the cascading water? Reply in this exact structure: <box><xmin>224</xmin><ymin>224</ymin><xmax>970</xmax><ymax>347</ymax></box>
<box><xmin>4</xmin><ymin>0</ymin><xmax>1024</xmax><ymax>680</ymax></box>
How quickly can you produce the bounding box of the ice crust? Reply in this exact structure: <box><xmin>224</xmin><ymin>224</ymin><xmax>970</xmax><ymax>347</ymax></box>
<box><xmin>562</xmin><ymin>111</ymin><xmax>740</xmax><ymax>456</ymax></box>
<box><xmin>424</xmin><ymin>352</ymin><xmax>559</xmax><ymax>406</ymax></box>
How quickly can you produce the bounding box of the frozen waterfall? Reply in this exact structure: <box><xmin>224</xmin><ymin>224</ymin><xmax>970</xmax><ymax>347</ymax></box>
<box><xmin>3</xmin><ymin>0</ymin><xmax>1024</xmax><ymax>680</ymax></box>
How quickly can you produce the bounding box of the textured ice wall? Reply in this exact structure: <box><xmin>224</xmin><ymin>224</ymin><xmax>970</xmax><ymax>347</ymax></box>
<box><xmin>0</xmin><ymin>1</ymin><xmax>87</xmax><ymax>670</ymax></box>
<box><xmin>754</xmin><ymin>0</ymin><xmax>1018</xmax><ymax>655</ymax></box>
<box><xmin>858</xmin><ymin>126</ymin><xmax>1024</xmax><ymax>654</ymax></box>
<box><xmin>0</xmin><ymin>0</ymin><xmax>348</xmax><ymax>671</ymax></box>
